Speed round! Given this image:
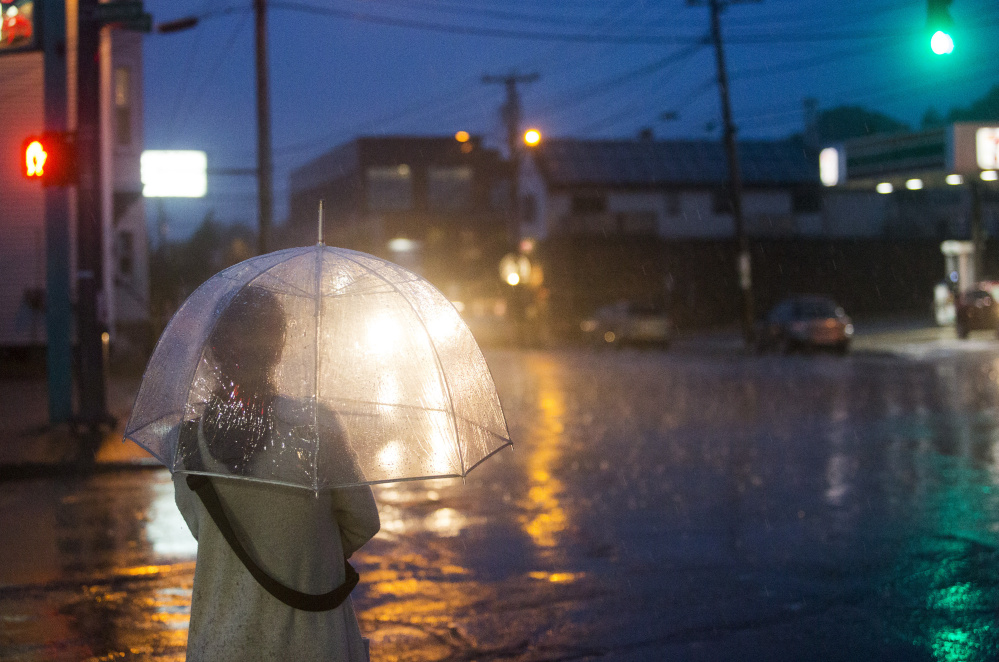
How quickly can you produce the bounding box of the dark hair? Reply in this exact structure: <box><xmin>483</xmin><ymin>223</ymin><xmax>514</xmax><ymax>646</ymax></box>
<box><xmin>208</xmin><ymin>285</ymin><xmax>287</xmax><ymax>379</ymax></box>
<box><xmin>203</xmin><ymin>285</ymin><xmax>287</xmax><ymax>473</ymax></box>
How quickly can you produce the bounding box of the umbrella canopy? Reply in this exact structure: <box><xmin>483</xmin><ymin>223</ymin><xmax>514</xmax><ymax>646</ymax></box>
<box><xmin>125</xmin><ymin>245</ymin><xmax>511</xmax><ymax>490</ymax></box>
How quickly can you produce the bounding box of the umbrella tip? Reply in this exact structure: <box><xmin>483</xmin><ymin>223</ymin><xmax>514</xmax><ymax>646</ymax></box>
<box><xmin>317</xmin><ymin>200</ymin><xmax>325</xmax><ymax>246</ymax></box>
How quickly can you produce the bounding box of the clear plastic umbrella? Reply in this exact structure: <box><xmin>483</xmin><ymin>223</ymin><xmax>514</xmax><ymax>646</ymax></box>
<box><xmin>124</xmin><ymin>244</ymin><xmax>511</xmax><ymax>491</ymax></box>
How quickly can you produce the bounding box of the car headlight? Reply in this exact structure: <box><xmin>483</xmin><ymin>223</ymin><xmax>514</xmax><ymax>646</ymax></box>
<box><xmin>844</xmin><ymin>323</ymin><xmax>854</xmax><ymax>336</ymax></box>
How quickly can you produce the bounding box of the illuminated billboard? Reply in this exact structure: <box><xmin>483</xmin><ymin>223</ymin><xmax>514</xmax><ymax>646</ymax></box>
<box><xmin>976</xmin><ymin>128</ymin><xmax>999</xmax><ymax>170</ymax></box>
<box><xmin>140</xmin><ymin>150</ymin><xmax>208</xmax><ymax>198</ymax></box>
<box><xmin>0</xmin><ymin>0</ymin><xmax>36</xmax><ymax>52</ymax></box>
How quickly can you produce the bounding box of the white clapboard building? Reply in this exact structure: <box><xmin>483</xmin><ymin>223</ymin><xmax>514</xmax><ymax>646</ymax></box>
<box><xmin>0</xmin><ymin>4</ymin><xmax>149</xmax><ymax>353</ymax></box>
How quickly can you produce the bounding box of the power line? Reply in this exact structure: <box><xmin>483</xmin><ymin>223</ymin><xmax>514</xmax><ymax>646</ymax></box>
<box><xmin>270</xmin><ymin>1</ymin><xmax>708</xmax><ymax>44</ymax></box>
<box><xmin>169</xmin><ymin>14</ymin><xmax>251</xmax><ymax>141</ymax></box>
<box><xmin>351</xmin><ymin>0</ymin><xmax>641</xmax><ymax>28</ymax></box>
<box><xmin>267</xmin><ymin>1</ymin><xmax>999</xmax><ymax>46</ymax></box>
<box><xmin>539</xmin><ymin>41</ymin><xmax>705</xmax><ymax>114</ymax></box>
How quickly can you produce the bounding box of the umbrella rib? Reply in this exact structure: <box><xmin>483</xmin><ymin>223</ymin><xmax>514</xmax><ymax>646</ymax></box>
<box><xmin>461</xmin><ymin>437</ymin><xmax>514</xmax><ymax>477</ymax></box>
<box><xmin>334</xmin><ymin>252</ymin><xmax>466</xmax><ymax>477</ymax></box>
<box><xmin>254</xmin><ymin>270</ymin><xmax>314</xmax><ymax>299</ymax></box>
<box><xmin>325</xmin><ymin>397</ymin><xmax>510</xmax><ymax>439</ymax></box>
<box><xmin>312</xmin><ymin>244</ymin><xmax>323</xmax><ymax>492</ymax></box>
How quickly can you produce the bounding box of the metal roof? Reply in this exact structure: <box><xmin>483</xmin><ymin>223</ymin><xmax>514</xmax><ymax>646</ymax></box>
<box><xmin>532</xmin><ymin>138</ymin><xmax>818</xmax><ymax>188</ymax></box>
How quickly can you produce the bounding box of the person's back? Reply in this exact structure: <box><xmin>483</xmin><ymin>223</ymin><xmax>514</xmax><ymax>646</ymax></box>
<box><xmin>174</xmin><ymin>471</ymin><xmax>379</xmax><ymax>661</ymax></box>
<box><xmin>171</xmin><ymin>284</ymin><xmax>380</xmax><ymax>660</ymax></box>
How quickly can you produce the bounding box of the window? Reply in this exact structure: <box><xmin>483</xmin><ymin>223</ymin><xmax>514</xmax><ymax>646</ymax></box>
<box><xmin>116</xmin><ymin>231</ymin><xmax>134</xmax><ymax>277</ymax></box>
<box><xmin>712</xmin><ymin>188</ymin><xmax>732</xmax><ymax>214</ymax></box>
<box><xmin>114</xmin><ymin>67</ymin><xmax>131</xmax><ymax>146</ymax></box>
<box><xmin>367</xmin><ymin>165</ymin><xmax>412</xmax><ymax>211</ymax></box>
<box><xmin>428</xmin><ymin>166</ymin><xmax>472</xmax><ymax>211</ymax></box>
<box><xmin>664</xmin><ymin>192</ymin><xmax>681</xmax><ymax>216</ymax></box>
<box><xmin>490</xmin><ymin>181</ymin><xmax>510</xmax><ymax>212</ymax></box>
<box><xmin>0</xmin><ymin>0</ymin><xmax>36</xmax><ymax>52</ymax></box>
<box><xmin>616</xmin><ymin>211</ymin><xmax>658</xmax><ymax>235</ymax></box>
<box><xmin>792</xmin><ymin>188</ymin><xmax>822</xmax><ymax>213</ymax></box>
<box><xmin>571</xmin><ymin>194</ymin><xmax>606</xmax><ymax>215</ymax></box>
<box><xmin>522</xmin><ymin>194</ymin><xmax>537</xmax><ymax>226</ymax></box>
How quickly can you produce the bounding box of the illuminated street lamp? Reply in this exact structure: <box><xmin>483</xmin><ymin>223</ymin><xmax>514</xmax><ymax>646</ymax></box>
<box><xmin>523</xmin><ymin>128</ymin><xmax>541</xmax><ymax>147</ymax></box>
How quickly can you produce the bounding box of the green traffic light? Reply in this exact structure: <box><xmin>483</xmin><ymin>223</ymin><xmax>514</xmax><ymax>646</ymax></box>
<box><xmin>930</xmin><ymin>30</ymin><xmax>954</xmax><ymax>54</ymax></box>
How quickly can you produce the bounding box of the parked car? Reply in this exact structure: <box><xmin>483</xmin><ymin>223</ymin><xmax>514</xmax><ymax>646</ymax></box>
<box><xmin>955</xmin><ymin>287</ymin><xmax>999</xmax><ymax>339</ymax></box>
<box><xmin>580</xmin><ymin>300</ymin><xmax>673</xmax><ymax>348</ymax></box>
<box><xmin>755</xmin><ymin>295</ymin><xmax>853</xmax><ymax>354</ymax></box>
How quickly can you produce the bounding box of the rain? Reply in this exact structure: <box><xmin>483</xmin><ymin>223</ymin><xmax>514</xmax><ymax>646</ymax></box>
<box><xmin>6</xmin><ymin>338</ymin><xmax>999</xmax><ymax>659</ymax></box>
<box><xmin>4</xmin><ymin>0</ymin><xmax>999</xmax><ymax>659</ymax></box>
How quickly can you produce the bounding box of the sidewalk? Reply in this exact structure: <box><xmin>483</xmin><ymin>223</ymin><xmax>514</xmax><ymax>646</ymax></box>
<box><xmin>669</xmin><ymin>314</ymin><xmax>966</xmax><ymax>355</ymax></box>
<box><xmin>0</xmin><ymin>374</ymin><xmax>159</xmax><ymax>479</ymax></box>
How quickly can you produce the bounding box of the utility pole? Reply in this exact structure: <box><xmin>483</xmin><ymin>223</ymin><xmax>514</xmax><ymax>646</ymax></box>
<box><xmin>77</xmin><ymin>0</ymin><xmax>110</xmax><ymax>428</ymax></box>
<box><xmin>689</xmin><ymin>0</ymin><xmax>758</xmax><ymax>346</ymax></box>
<box><xmin>482</xmin><ymin>71</ymin><xmax>538</xmax><ymax>244</ymax></box>
<box><xmin>42</xmin><ymin>0</ymin><xmax>73</xmax><ymax>423</ymax></box>
<box><xmin>255</xmin><ymin>0</ymin><xmax>274</xmax><ymax>255</ymax></box>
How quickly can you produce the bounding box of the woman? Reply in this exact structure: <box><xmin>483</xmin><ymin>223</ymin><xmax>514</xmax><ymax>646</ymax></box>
<box><xmin>173</xmin><ymin>285</ymin><xmax>380</xmax><ymax>661</ymax></box>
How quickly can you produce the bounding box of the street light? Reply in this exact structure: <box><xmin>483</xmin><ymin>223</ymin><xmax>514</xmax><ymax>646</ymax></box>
<box><xmin>523</xmin><ymin>128</ymin><xmax>541</xmax><ymax>147</ymax></box>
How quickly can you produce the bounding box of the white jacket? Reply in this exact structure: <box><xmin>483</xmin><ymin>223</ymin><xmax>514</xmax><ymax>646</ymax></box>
<box><xmin>173</xmin><ymin>406</ymin><xmax>380</xmax><ymax>661</ymax></box>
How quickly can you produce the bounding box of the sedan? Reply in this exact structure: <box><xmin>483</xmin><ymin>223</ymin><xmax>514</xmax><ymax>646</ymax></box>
<box><xmin>954</xmin><ymin>288</ymin><xmax>998</xmax><ymax>339</ymax></box>
<box><xmin>581</xmin><ymin>300</ymin><xmax>673</xmax><ymax>349</ymax></box>
<box><xmin>756</xmin><ymin>295</ymin><xmax>853</xmax><ymax>355</ymax></box>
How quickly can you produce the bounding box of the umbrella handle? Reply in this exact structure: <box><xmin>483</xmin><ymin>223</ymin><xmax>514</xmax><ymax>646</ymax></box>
<box><xmin>186</xmin><ymin>474</ymin><xmax>359</xmax><ymax>612</ymax></box>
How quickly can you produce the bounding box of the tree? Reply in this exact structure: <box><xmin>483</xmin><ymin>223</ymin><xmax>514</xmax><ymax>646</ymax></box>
<box><xmin>149</xmin><ymin>211</ymin><xmax>257</xmax><ymax>331</ymax></box>
<box><xmin>921</xmin><ymin>106</ymin><xmax>945</xmax><ymax>129</ymax></box>
<box><xmin>947</xmin><ymin>84</ymin><xmax>999</xmax><ymax>123</ymax></box>
<box><xmin>814</xmin><ymin>106</ymin><xmax>910</xmax><ymax>142</ymax></box>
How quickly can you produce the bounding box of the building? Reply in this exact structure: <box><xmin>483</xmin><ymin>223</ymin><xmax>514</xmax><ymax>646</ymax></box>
<box><xmin>0</xmin><ymin>1</ymin><xmax>149</xmax><ymax>356</ymax></box>
<box><xmin>519</xmin><ymin>137</ymin><xmax>822</xmax><ymax>242</ymax></box>
<box><xmin>822</xmin><ymin>123</ymin><xmax>999</xmax><ymax>243</ymax></box>
<box><xmin>285</xmin><ymin>135</ymin><xmax>511</xmax><ymax>302</ymax></box>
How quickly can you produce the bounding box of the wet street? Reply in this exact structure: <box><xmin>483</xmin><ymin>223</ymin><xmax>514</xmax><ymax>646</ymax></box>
<box><xmin>5</xmin><ymin>344</ymin><xmax>999</xmax><ymax>661</ymax></box>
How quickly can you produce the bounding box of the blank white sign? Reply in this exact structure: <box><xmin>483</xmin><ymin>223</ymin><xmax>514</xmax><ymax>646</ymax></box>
<box><xmin>141</xmin><ymin>150</ymin><xmax>207</xmax><ymax>198</ymax></box>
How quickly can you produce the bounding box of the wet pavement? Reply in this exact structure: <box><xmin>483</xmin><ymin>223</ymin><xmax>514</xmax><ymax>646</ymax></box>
<box><xmin>5</xmin><ymin>337</ymin><xmax>999</xmax><ymax>660</ymax></box>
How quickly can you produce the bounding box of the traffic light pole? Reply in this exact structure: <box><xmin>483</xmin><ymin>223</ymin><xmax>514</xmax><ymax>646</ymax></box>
<box><xmin>43</xmin><ymin>0</ymin><xmax>73</xmax><ymax>423</ymax></box>
<box><xmin>76</xmin><ymin>0</ymin><xmax>110</xmax><ymax>430</ymax></box>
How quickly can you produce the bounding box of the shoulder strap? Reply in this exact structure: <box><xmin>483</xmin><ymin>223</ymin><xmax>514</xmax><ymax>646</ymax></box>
<box><xmin>186</xmin><ymin>474</ymin><xmax>359</xmax><ymax>612</ymax></box>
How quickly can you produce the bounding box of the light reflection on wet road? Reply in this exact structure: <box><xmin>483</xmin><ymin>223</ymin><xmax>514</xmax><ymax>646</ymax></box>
<box><xmin>4</xmin><ymin>348</ymin><xmax>999</xmax><ymax>660</ymax></box>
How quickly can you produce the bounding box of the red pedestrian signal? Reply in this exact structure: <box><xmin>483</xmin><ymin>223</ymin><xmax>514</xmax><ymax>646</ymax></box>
<box><xmin>24</xmin><ymin>139</ymin><xmax>46</xmax><ymax>177</ymax></box>
<box><xmin>21</xmin><ymin>132</ymin><xmax>77</xmax><ymax>186</ymax></box>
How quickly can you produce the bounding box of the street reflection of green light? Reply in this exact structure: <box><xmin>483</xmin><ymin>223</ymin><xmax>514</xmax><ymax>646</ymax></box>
<box><xmin>932</xmin><ymin>627</ymin><xmax>979</xmax><ymax>662</ymax></box>
<box><xmin>927</xmin><ymin>583</ymin><xmax>981</xmax><ymax>612</ymax></box>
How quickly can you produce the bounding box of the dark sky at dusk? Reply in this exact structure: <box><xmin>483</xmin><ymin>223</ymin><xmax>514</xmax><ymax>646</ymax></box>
<box><xmin>141</xmin><ymin>0</ymin><xmax>999</xmax><ymax>239</ymax></box>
